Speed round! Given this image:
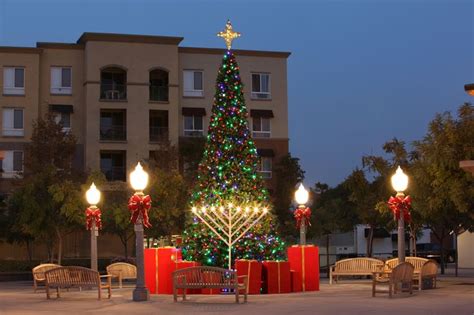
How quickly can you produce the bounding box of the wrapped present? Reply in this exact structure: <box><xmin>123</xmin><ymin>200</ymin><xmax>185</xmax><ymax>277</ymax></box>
<box><xmin>290</xmin><ymin>270</ymin><xmax>301</xmax><ymax>293</ymax></box>
<box><xmin>235</xmin><ymin>259</ymin><xmax>262</xmax><ymax>294</ymax></box>
<box><xmin>262</xmin><ymin>261</ymin><xmax>291</xmax><ymax>294</ymax></box>
<box><xmin>287</xmin><ymin>245</ymin><xmax>319</xmax><ymax>292</ymax></box>
<box><xmin>172</xmin><ymin>260</ymin><xmax>201</xmax><ymax>294</ymax></box>
<box><xmin>144</xmin><ymin>247</ymin><xmax>182</xmax><ymax>294</ymax></box>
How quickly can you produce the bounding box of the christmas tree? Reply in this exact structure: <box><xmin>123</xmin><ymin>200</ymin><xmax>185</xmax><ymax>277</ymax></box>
<box><xmin>181</xmin><ymin>21</ymin><xmax>285</xmax><ymax>267</ymax></box>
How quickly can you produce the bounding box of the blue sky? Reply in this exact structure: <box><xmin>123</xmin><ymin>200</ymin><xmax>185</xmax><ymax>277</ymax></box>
<box><xmin>0</xmin><ymin>0</ymin><xmax>472</xmax><ymax>187</ymax></box>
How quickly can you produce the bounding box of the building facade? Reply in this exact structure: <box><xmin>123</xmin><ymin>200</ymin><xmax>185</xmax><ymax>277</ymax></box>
<box><xmin>0</xmin><ymin>33</ymin><xmax>290</xmax><ymax>193</ymax></box>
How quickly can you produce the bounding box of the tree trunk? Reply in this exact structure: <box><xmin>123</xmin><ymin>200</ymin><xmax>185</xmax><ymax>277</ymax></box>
<box><xmin>119</xmin><ymin>234</ymin><xmax>128</xmax><ymax>258</ymax></box>
<box><xmin>55</xmin><ymin>227</ymin><xmax>63</xmax><ymax>265</ymax></box>
<box><xmin>25</xmin><ymin>240</ymin><xmax>33</xmax><ymax>262</ymax></box>
<box><xmin>366</xmin><ymin>226</ymin><xmax>374</xmax><ymax>257</ymax></box>
<box><xmin>326</xmin><ymin>234</ymin><xmax>330</xmax><ymax>278</ymax></box>
<box><xmin>431</xmin><ymin>227</ymin><xmax>446</xmax><ymax>275</ymax></box>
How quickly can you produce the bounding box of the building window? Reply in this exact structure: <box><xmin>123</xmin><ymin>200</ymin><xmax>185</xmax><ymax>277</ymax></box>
<box><xmin>258</xmin><ymin>157</ymin><xmax>272</xmax><ymax>179</ymax></box>
<box><xmin>100</xmin><ymin>67</ymin><xmax>127</xmax><ymax>100</ymax></box>
<box><xmin>2</xmin><ymin>108</ymin><xmax>24</xmax><ymax>137</ymax></box>
<box><xmin>183</xmin><ymin>115</ymin><xmax>203</xmax><ymax>137</ymax></box>
<box><xmin>252</xmin><ymin>117</ymin><xmax>271</xmax><ymax>138</ymax></box>
<box><xmin>149</xmin><ymin>110</ymin><xmax>169</xmax><ymax>142</ymax></box>
<box><xmin>0</xmin><ymin>150</ymin><xmax>23</xmax><ymax>178</ymax></box>
<box><xmin>50</xmin><ymin>67</ymin><xmax>72</xmax><ymax>94</ymax></box>
<box><xmin>183</xmin><ymin>70</ymin><xmax>203</xmax><ymax>97</ymax></box>
<box><xmin>100</xmin><ymin>109</ymin><xmax>126</xmax><ymax>141</ymax></box>
<box><xmin>150</xmin><ymin>69</ymin><xmax>169</xmax><ymax>101</ymax></box>
<box><xmin>100</xmin><ymin>151</ymin><xmax>126</xmax><ymax>181</ymax></box>
<box><xmin>251</xmin><ymin>73</ymin><xmax>270</xmax><ymax>99</ymax></box>
<box><xmin>53</xmin><ymin>112</ymin><xmax>71</xmax><ymax>131</ymax></box>
<box><xmin>3</xmin><ymin>67</ymin><xmax>25</xmax><ymax>95</ymax></box>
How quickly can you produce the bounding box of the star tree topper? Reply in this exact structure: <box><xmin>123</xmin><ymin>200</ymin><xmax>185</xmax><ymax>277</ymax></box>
<box><xmin>217</xmin><ymin>20</ymin><xmax>241</xmax><ymax>50</ymax></box>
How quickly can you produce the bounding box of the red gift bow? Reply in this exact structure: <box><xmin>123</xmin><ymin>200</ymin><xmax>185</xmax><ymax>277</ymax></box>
<box><xmin>294</xmin><ymin>207</ymin><xmax>312</xmax><ymax>228</ymax></box>
<box><xmin>85</xmin><ymin>207</ymin><xmax>102</xmax><ymax>230</ymax></box>
<box><xmin>128</xmin><ymin>194</ymin><xmax>152</xmax><ymax>228</ymax></box>
<box><xmin>387</xmin><ymin>195</ymin><xmax>411</xmax><ymax>223</ymax></box>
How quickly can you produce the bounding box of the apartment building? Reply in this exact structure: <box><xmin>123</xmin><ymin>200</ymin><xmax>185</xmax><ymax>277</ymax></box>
<box><xmin>0</xmin><ymin>32</ymin><xmax>290</xmax><ymax>192</ymax></box>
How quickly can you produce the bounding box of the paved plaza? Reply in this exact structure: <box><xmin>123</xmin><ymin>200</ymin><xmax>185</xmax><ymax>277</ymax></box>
<box><xmin>0</xmin><ymin>272</ymin><xmax>472</xmax><ymax>315</ymax></box>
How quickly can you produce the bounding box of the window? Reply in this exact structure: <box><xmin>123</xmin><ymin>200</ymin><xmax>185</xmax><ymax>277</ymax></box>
<box><xmin>100</xmin><ymin>151</ymin><xmax>126</xmax><ymax>181</ymax></box>
<box><xmin>149</xmin><ymin>110</ymin><xmax>169</xmax><ymax>142</ymax></box>
<box><xmin>183</xmin><ymin>115</ymin><xmax>203</xmax><ymax>137</ymax></box>
<box><xmin>0</xmin><ymin>151</ymin><xmax>23</xmax><ymax>178</ymax></box>
<box><xmin>2</xmin><ymin>108</ymin><xmax>24</xmax><ymax>136</ymax></box>
<box><xmin>251</xmin><ymin>73</ymin><xmax>270</xmax><ymax>99</ymax></box>
<box><xmin>51</xmin><ymin>67</ymin><xmax>72</xmax><ymax>94</ymax></box>
<box><xmin>183</xmin><ymin>70</ymin><xmax>203</xmax><ymax>97</ymax></box>
<box><xmin>100</xmin><ymin>109</ymin><xmax>126</xmax><ymax>141</ymax></box>
<box><xmin>100</xmin><ymin>67</ymin><xmax>127</xmax><ymax>100</ymax></box>
<box><xmin>258</xmin><ymin>157</ymin><xmax>272</xmax><ymax>179</ymax></box>
<box><xmin>149</xmin><ymin>69</ymin><xmax>169</xmax><ymax>101</ymax></box>
<box><xmin>3</xmin><ymin>67</ymin><xmax>25</xmax><ymax>95</ymax></box>
<box><xmin>252</xmin><ymin>117</ymin><xmax>271</xmax><ymax>138</ymax></box>
<box><xmin>53</xmin><ymin>112</ymin><xmax>71</xmax><ymax>131</ymax></box>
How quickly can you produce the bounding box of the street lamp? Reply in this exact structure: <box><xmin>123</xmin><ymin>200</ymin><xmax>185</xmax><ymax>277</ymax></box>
<box><xmin>390</xmin><ymin>166</ymin><xmax>409</xmax><ymax>263</ymax></box>
<box><xmin>85</xmin><ymin>183</ymin><xmax>102</xmax><ymax>271</ymax></box>
<box><xmin>294</xmin><ymin>183</ymin><xmax>311</xmax><ymax>245</ymax></box>
<box><xmin>129</xmin><ymin>162</ymin><xmax>151</xmax><ymax>302</ymax></box>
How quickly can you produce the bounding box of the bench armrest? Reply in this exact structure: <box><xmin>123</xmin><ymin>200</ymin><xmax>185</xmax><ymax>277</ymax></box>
<box><xmin>100</xmin><ymin>275</ymin><xmax>113</xmax><ymax>278</ymax></box>
<box><xmin>237</xmin><ymin>275</ymin><xmax>248</xmax><ymax>285</ymax></box>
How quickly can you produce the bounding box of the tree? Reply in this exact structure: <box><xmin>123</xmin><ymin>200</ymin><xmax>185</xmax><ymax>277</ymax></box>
<box><xmin>182</xmin><ymin>49</ymin><xmax>285</xmax><ymax>267</ymax></box>
<box><xmin>312</xmin><ymin>182</ymin><xmax>357</xmax><ymax>273</ymax></box>
<box><xmin>6</xmin><ymin>114</ymin><xmax>82</xmax><ymax>263</ymax></box>
<box><xmin>273</xmin><ymin>154</ymin><xmax>305</xmax><ymax>238</ymax></box>
<box><xmin>411</xmin><ymin>103</ymin><xmax>474</xmax><ymax>273</ymax></box>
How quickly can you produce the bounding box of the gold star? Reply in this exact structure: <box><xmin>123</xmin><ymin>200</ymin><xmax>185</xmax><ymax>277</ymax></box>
<box><xmin>217</xmin><ymin>20</ymin><xmax>241</xmax><ymax>50</ymax></box>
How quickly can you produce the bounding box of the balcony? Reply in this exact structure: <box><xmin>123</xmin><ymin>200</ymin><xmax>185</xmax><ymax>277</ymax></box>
<box><xmin>100</xmin><ymin>126</ymin><xmax>126</xmax><ymax>141</ymax></box>
<box><xmin>100</xmin><ymin>83</ymin><xmax>127</xmax><ymax>100</ymax></box>
<box><xmin>149</xmin><ymin>86</ymin><xmax>169</xmax><ymax>102</ymax></box>
<box><xmin>149</xmin><ymin>126</ymin><xmax>169</xmax><ymax>142</ymax></box>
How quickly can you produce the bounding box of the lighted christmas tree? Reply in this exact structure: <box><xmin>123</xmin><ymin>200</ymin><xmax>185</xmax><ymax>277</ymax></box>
<box><xmin>181</xmin><ymin>21</ymin><xmax>285</xmax><ymax>267</ymax></box>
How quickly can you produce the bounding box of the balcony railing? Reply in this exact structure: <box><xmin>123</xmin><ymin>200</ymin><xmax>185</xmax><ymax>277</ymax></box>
<box><xmin>103</xmin><ymin>166</ymin><xmax>126</xmax><ymax>181</ymax></box>
<box><xmin>149</xmin><ymin>126</ymin><xmax>169</xmax><ymax>142</ymax></box>
<box><xmin>100</xmin><ymin>83</ymin><xmax>127</xmax><ymax>100</ymax></box>
<box><xmin>184</xmin><ymin>130</ymin><xmax>204</xmax><ymax>137</ymax></box>
<box><xmin>150</xmin><ymin>86</ymin><xmax>169</xmax><ymax>102</ymax></box>
<box><xmin>100</xmin><ymin>126</ymin><xmax>126</xmax><ymax>141</ymax></box>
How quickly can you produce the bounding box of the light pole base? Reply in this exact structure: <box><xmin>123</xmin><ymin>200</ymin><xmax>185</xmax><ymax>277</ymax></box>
<box><xmin>132</xmin><ymin>287</ymin><xmax>149</xmax><ymax>302</ymax></box>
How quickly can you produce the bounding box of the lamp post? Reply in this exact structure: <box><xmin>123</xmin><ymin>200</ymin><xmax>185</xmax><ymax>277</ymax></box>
<box><xmin>295</xmin><ymin>183</ymin><xmax>310</xmax><ymax>245</ymax></box>
<box><xmin>85</xmin><ymin>183</ymin><xmax>101</xmax><ymax>271</ymax></box>
<box><xmin>129</xmin><ymin>162</ymin><xmax>151</xmax><ymax>302</ymax></box>
<box><xmin>391</xmin><ymin>166</ymin><xmax>409</xmax><ymax>263</ymax></box>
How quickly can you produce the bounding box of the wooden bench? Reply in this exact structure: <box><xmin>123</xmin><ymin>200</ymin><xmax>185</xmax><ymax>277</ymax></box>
<box><xmin>372</xmin><ymin>262</ymin><xmax>414</xmax><ymax>298</ymax></box>
<box><xmin>172</xmin><ymin>266</ymin><xmax>248</xmax><ymax>303</ymax></box>
<box><xmin>44</xmin><ymin>266</ymin><xmax>112</xmax><ymax>300</ymax></box>
<box><xmin>329</xmin><ymin>258</ymin><xmax>384</xmax><ymax>284</ymax></box>
<box><xmin>32</xmin><ymin>263</ymin><xmax>61</xmax><ymax>292</ymax></box>
<box><xmin>413</xmin><ymin>260</ymin><xmax>438</xmax><ymax>290</ymax></box>
<box><xmin>106</xmin><ymin>262</ymin><xmax>137</xmax><ymax>288</ymax></box>
<box><xmin>384</xmin><ymin>257</ymin><xmax>428</xmax><ymax>273</ymax></box>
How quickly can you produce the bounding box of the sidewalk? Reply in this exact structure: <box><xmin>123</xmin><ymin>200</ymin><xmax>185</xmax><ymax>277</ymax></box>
<box><xmin>0</xmin><ymin>275</ymin><xmax>472</xmax><ymax>315</ymax></box>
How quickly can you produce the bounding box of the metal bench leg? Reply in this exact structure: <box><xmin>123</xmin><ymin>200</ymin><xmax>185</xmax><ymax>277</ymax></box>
<box><xmin>183</xmin><ymin>288</ymin><xmax>186</xmax><ymax>301</ymax></box>
<box><xmin>56</xmin><ymin>288</ymin><xmax>60</xmax><ymax>298</ymax></box>
<box><xmin>235</xmin><ymin>288</ymin><xmax>239</xmax><ymax>304</ymax></box>
<box><xmin>46</xmin><ymin>286</ymin><xmax>50</xmax><ymax>299</ymax></box>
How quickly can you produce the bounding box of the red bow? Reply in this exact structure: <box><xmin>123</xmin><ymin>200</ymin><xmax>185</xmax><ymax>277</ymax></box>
<box><xmin>128</xmin><ymin>194</ymin><xmax>152</xmax><ymax>228</ymax></box>
<box><xmin>294</xmin><ymin>207</ymin><xmax>312</xmax><ymax>228</ymax></box>
<box><xmin>85</xmin><ymin>207</ymin><xmax>102</xmax><ymax>230</ymax></box>
<box><xmin>388</xmin><ymin>195</ymin><xmax>411</xmax><ymax>223</ymax></box>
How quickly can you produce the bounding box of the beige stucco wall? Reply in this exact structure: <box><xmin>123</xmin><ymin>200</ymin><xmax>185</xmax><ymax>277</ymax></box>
<box><xmin>0</xmin><ymin>51</ymin><xmax>40</xmax><ymax>142</ymax></box>
<box><xmin>38</xmin><ymin>47</ymin><xmax>85</xmax><ymax>144</ymax></box>
<box><xmin>83</xmin><ymin>41</ymin><xmax>180</xmax><ymax>173</ymax></box>
<box><xmin>178</xmin><ymin>52</ymin><xmax>289</xmax><ymax>140</ymax></box>
<box><xmin>457</xmin><ymin>231</ymin><xmax>474</xmax><ymax>268</ymax></box>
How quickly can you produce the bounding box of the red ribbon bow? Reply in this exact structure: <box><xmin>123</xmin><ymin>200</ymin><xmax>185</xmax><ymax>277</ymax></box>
<box><xmin>85</xmin><ymin>207</ymin><xmax>102</xmax><ymax>230</ymax></box>
<box><xmin>387</xmin><ymin>195</ymin><xmax>411</xmax><ymax>223</ymax></box>
<box><xmin>294</xmin><ymin>207</ymin><xmax>312</xmax><ymax>228</ymax></box>
<box><xmin>128</xmin><ymin>194</ymin><xmax>152</xmax><ymax>228</ymax></box>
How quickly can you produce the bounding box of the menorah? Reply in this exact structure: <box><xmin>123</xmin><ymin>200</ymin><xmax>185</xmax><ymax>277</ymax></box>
<box><xmin>192</xmin><ymin>204</ymin><xmax>268</xmax><ymax>269</ymax></box>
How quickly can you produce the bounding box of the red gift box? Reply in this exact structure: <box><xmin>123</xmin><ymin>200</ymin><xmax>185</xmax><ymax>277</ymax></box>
<box><xmin>287</xmin><ymin>245</ymin><xmax>319</xmax><ymax>292</ymax></box>
<box><xmin>145</xmin><ymin>247</ymin><xmax>182</xmax><ymax>294</ymax></box>
<box><xmin>172</xmin><ymin>260</ymin><xmax>201</xmax><ymax>294</ymax></box>
<box><xmin>235</xmin><ymin>259</ymin><xmax>262</xmax><ymax>294</ymax></box>
<box><xmin>262</xmin><ymin>261</ymin><xmax>291</xmax><ymax>294</ymax></box>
